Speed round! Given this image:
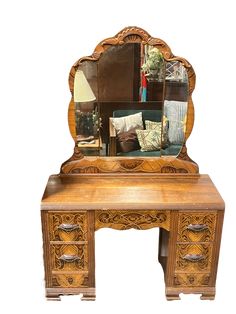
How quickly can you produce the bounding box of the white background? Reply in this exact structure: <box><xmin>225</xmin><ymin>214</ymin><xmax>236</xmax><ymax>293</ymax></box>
<box><xmin>0</xmin><ymin>0</ymin><xmax>235</xmax><ymax>313</ymax></box>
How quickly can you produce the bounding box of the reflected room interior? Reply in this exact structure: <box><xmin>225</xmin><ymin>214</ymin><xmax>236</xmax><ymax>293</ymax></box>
<box><xmin>73</xmin><ymin>43</ymin><xmax>189</xmax><ymax>157</ymax></box>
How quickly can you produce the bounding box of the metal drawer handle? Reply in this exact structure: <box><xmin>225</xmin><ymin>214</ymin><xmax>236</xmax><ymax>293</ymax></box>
<box><xmin>58</xmin><ymin>223</ymin><xmax>80</xmax><ymax>232</ymax></box>
<box><xmin>187</xmin><ymin>224</ymin><xmax>208</xmax><ymax>232</ymax></box>
<box><xmin>183</xmin><ymin>254</ymin><xmax>205</xmax><ymax>262</ymax></box>
<box><xmin>59</xmin><ymin>254</ymin><xmax>80</xmax><ymax>262</ymax></box>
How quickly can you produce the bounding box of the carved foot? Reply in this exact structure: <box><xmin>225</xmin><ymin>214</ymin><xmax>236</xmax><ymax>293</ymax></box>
<box><xmin>166</xmin><ymin>293</ymin><xmax>181</xmax><ymax>301</ymax></box>
<box><xmin>81</xmin><ymin>293</ymin><xmax>96</xmax><ymax>301</ymax></box>
<box><xmin>200</xmin><ymin>293</ymin><xmax>215</xmax><ymax>300</ymax></box>
<box><xmin>46</xmin><ymin>294</ymin><xmax>61</xmax><ymax>301</ymax></box>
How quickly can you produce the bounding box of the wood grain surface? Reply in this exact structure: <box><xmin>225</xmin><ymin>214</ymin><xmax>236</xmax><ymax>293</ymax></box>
<box><xmin>41</xmin><ymin>174</ymin><xmax>224</xmax><ymax>210</ymax></box>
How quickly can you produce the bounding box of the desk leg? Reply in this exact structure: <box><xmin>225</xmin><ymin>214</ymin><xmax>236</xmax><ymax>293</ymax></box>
<box><xmin>46</xmin><ymin>293</ymin><xmax>61</xmax><ymax>301</ymax></box>
<box><xmin>164</xmin><ymin>211</ymin><xmax>180</xmax><ymax>300</ymax></box>
<box><xmin>165</xmin><ymin>290</ymin><xmax>181</xmax><ymax>301</ymax></box>
<box><xmin>81</xmin><ymin>210</ymin><xmax>96</xmax><ymax>301</ymax></box>
<box><xmin>81</xmin><ymin>293</ymin><xmax>96</xmax><ymax>301</ymax></box>
<box><xmin>158</xmin><ymin>228</ymin><xmax>169</xmax><ymax>271</ymax></box>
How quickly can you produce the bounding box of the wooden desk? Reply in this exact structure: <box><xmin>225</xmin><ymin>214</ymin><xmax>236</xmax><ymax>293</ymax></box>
<box><xmin>41</xmin><ymin>174</ymin><xmax>224</xmax><ymax>301</ymax></box>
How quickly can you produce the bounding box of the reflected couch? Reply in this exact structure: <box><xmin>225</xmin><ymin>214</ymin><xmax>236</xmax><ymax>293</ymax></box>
<box><xmin>109</xmin><ymin>109</ymin><xmax>182</xmax><ymax>156</ymax></box>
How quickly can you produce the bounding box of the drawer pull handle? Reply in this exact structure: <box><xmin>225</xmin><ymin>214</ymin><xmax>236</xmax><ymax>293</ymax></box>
<box><xmin>58</xmin><ymin>224</ymin><xmax>80</xmax><ymax>232</ymax></box>
<box><xmin>59</xmin><ymin>254</ymin><xmax>80</xmax><ymax>262</ymax></box>
<box><xmin>187</xmin><ymin>224</ymin><xmax>208</xmax><ymax>232</ymax></box>
<box><xmin>183</xmin><ymin>254</ymin><xmax>205</xmax><ymax>262</ymax></box>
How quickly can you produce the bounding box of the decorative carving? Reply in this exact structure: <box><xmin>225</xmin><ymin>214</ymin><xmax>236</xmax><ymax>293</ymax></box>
<box><xmin>174</xmin><ymin>273</ymin><xmax>210</xmax><ymax>287</ymax></box>
<box><xmin>67</xmin><ymin>26</ymin><xmax>177</xmax><ymax>105</ymax></box>
<box><xmin>176</xmin><ymin>244</ymin><xmax>212</xmax><ymax>272</ymax></box>
<box><xmin>52</xmin><ymin>277</ymin><xmax>60</xmax><ymax>287</ymax></box>
<box><xmin>50</xmin><ymin>244</ymin><xmax>88</xmax><ymax>271</ymax></box>
<box><xmin>178</xmin><ymin>212</ymin><xmax>216</xmax><ymax>242</ymax></box>
<box><xmin>61</xmin><ymin>156</ymin><xmax>199</xmax><ymax>174</ymax></box>
<box><xmin>49</xmin><ymin>212</ymin><xmax>88</xmax><ymax>241</ymax></box>
<box><xmin>177</xmin><ymin>144</ymin><xmax>196</xmax><ymax>163</ymax></box>
<box><xmin>60</xmin><ymin>145</ymin><xmax>84</xmax><ymax>173</ymax></box>
<box><xmin>119</xmin><ymin>159</ymin><xmax>144</xmax><ymax>170</ymax></box>
<box><xmin>161</xmin><ymin>166</ymin><xmax>188</xmax><ymax>173</ymax></box>
<box><xmin>95</xmin><ymin>210</ymin><xmax>170</xmax><ymax>231</ymax></box>
<box><xmin>51</xmin><ymin>273</ymin><xmax>89</xmax><ymax>288</ymax></box>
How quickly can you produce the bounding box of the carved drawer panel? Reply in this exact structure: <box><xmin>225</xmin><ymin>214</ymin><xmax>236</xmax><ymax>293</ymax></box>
<box><xmin>177</xmin><ymin>212</ymin><xmax>216</xmax><ymax>242</ymax></box>
<box><xmin>174</xmin><ymin>273</ymin><xmax>211</xmax><ymax>287</ymax></box>
<box><xmin>175</xmin><ymin>243</ymin><xmax>212</xmax><ymax>272</ymax></box>
<box><xmin>51</xmin><ymin>273</ymin><xmax>89</xmax><ymax>288</ymax></box>
<box><xmin>95</xmin><ymin>210</ymin><xmax>170</xmax><ymax>231</ymax></box>
<box><xmin>50</xmin><ymin>244</ymin><xmax>88</xmax><ymax>271</ymax></box>
<box><xmin>48</xmin><ymin>212</ymin><xmax>88</xmax><ymax>242</ymax></box>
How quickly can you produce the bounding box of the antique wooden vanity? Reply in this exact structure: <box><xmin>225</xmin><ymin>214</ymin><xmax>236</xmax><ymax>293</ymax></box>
<box><xmin>41</xmin><ymin>26</ymin><xmax>224</xmax><ymax>301</ymax></box>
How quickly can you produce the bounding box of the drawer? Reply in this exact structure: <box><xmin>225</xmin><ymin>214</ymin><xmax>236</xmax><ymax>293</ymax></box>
<box><xmin>175</xmin><ymin>243</ymin><xmax>212</xmax><ymax>272</ymax></box>
<box><xmin>50</xmin><ymin>244</ymin><xmax>88</xmax><ymax>271</ymax></box>
<box><xmin>174</xmin><ymin>273</ymin><xmax>211</xmax><ymax>287</ymax></box>
<box><xmin>51</xmin><ymin>273</ymin><xmax>89</xmax><ymax>288</ymax></box>
<box><xmin>48</xmin><ymin>212</ymin><xmax>88</xmax><ymax>242</ymax></box>
<box><xmin>177</xmin><ymin>212</ymin><xmax>216</xmax><ymax>242</ymax></box>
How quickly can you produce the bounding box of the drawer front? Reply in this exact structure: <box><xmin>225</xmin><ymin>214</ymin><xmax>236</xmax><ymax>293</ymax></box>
<box><xmin>177</xmin><ymin>212</ymin><xmax>216</xmax><ymax>242</ymax></box>
<box><xmin>51</xmin><ymin>273</ymin><xmax>89</xmax><ymax>288</ymax></box>
<box><xmin>50</xmin><ymin>244</ymin><xmax>88</xmax><ymax>271</ymax></box>
<box><xmin>48</xmin><ymin>212</ymin><xmax>88</xmax><ymax>242</ymax></box>
<box><xmin>174</xmin><ymin>273</ymin><xmax>211</xmax><ymax>287</ymax></box>
<box><xmin>175</xmin><ymin>243</ymin><xmax>212</xmax><ymax>272</ymax></box>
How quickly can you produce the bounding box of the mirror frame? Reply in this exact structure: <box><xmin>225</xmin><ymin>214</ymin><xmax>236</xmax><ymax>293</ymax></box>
<box><xmin>61</xmin><ymin>26</ymin><xmax>198</xmax><ymax>174</ymax></box>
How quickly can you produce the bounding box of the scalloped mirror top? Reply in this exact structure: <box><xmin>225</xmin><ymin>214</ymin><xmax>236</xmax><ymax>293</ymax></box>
<box><xmin>62</xmin><ymin>26</ymin><xmax>198</xmax><ymax>174</ymax></box>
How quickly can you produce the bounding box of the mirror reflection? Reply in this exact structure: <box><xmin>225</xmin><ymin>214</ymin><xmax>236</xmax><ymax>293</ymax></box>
<box><xmin>161</xmin><ymin>61</ymin><xmax>188</xmax><ymax>156</ymax></box>
<box><xmin>73</xmin><ymin>43</ymin><xmax>188</xmax><ymax>157</ymax></box>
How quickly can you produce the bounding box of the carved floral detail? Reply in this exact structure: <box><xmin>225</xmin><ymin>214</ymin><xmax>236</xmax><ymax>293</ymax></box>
<box><xmin>49</xmin><ymin>212</ymin><xmax>88</xmax><ymax>241</ymax></box>
<box><xmin>51</xmin><ymin>273</ymin><xmax>89</xmax><ymax>288</ymax></box>
<box><xmin>161</xmin><ymin>166</ymin><xmax>188</xmax><ymax>173</ymax></box>
<box><xmin>174</xmin><ymin>273</ymin><xmax>210</xmax><ymax>287</ymax></box>
<box><xmin>60</xmin><ymin>145</ymin><xmax>84</xmax><ymax>172</ymax></box>
<box><xmin>177</xmin><ymin>144</ymin><xmax>199</xmax><ymax>165</ymax></box>
<box><xmin>50</xmin><ymin>244</ymin><xmax>88</xmax><ymax>271</ymax></box>
<box><xmin>61</xmin><ymin>157</ymin><xmax>199</xmax><ymax>174</ymax></box>
<box><xmin>95</xmin><ymin>210</ymin><xmax>170</xmax><ymax>231</ymax></box>
<box><xmin>176</xmin><ymin>244</ymin><xmax>212</xmax><ymax>272</ymax></box>
<box><xmin>118</xmin><ymin>159</ymin><xmax>144</xmax><ymax>170</ymax></box>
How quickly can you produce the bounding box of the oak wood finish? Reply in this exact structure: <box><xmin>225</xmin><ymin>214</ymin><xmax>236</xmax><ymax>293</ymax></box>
<box><xmin>41</xmin><ymin>174</ymin><xmax>223</xmax><ymax>210</ymax></box>
<box><xmin>61</xmin><ymin>154</ymin><xmax>199</xmax><ymax>174</ymax></box>
<box><xmin>41</xmin><ymin>209</ymin><xmax>95</xmax><ymax>300</ymax></box>
<box><xmin>41</xmin><ymin>27</ymin><xmax>224</xmax><ymax>302</ymax></box>
<box><xmin>64</xmin><ymin>26</ymin><xmax>197</xmax><ymax>174</ymax></box>
<box><xmin>41</xmin><ymin>174</ymin><xmax>224</xmax><ymax>301</ymax></box>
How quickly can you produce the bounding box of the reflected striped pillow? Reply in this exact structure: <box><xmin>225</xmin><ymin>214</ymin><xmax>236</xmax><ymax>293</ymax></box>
<box><xmin>164</xmin><ymin>100</ymin><xmax>187</xmax><ymax>144</ymax></box>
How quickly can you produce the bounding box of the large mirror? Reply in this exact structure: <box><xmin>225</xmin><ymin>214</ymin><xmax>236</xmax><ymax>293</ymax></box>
<box><xmin>71</xmin><ymin>29</ymin><xmax>191</xmax><ymax>158</ymax></box>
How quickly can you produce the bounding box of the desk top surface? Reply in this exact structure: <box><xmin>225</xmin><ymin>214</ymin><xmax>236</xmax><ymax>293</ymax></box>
<box><xmin>41</xmin><ymin>174</ymin><xmax>224</xmax><ymax>210</ymax></box>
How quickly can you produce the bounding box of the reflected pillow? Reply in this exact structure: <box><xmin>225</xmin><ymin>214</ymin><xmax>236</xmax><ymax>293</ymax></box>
<box><xmin>111</xmin><ymin>112</ymin><xmax>143</xmax><ymax>135</ymax></box>
<box><xmin>117</xmin><ymin>129</ymin><xmax>140</xmax><ymax>153</ymax></box>
<box><xmin>145</xmin><ymin>119</ymin><xmax>168</xmax><ymax>146</ymax></box>
<box><xmin>136</xmin><ymin>129</ymin><xmax>161</xmax><ymax>152</ymax></box>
